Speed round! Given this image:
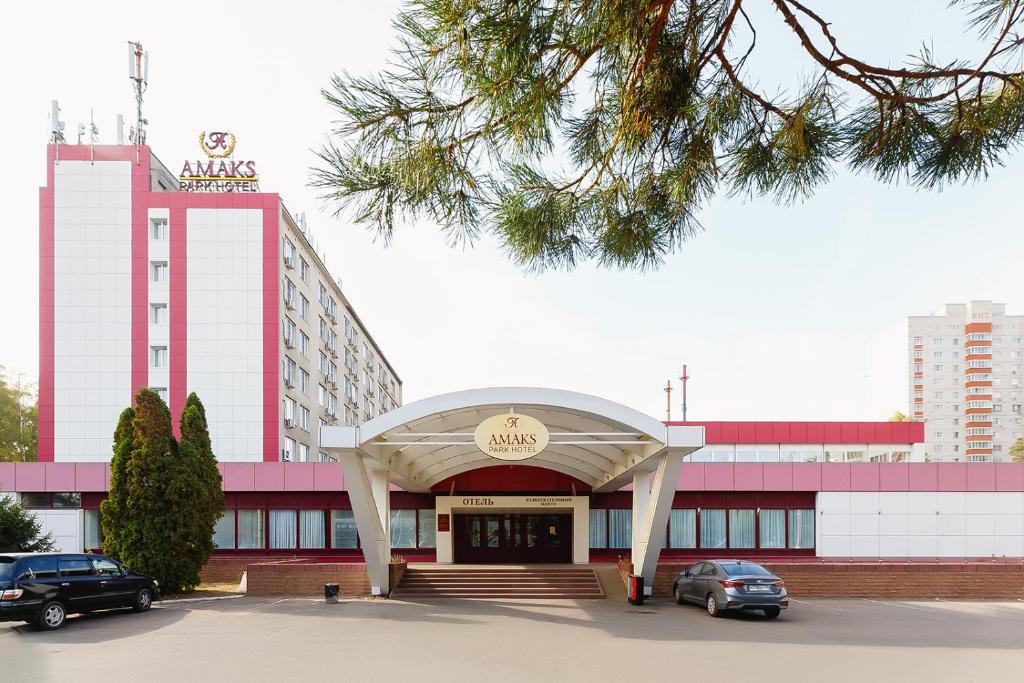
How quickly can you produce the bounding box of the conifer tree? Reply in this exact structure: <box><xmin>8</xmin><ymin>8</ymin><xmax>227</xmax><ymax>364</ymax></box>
<box><xmin>100</xmin><ymin>407</ymin><xmax>135</xmax><ymax>558</ymax></box>
<box><xmin>316</xmin><ymin>1</ymin><xmax>1024</xmax><ymax>270</ymax></box>
<box><xmin>176</xmin><ymin>393</ymin><xmax>224</xmax><ymax>579</ymax></box>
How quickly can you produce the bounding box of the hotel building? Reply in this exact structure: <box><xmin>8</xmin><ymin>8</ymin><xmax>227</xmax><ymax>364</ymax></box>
<box><xmin>4</xmin><ymin>140</ymin><xmax>1021</xmax><ymax>599</ymax></box>
<box><xmin>909</xmin><ymin>301</ymin><xmax>1024</xmax><ymax>462</ymax></box>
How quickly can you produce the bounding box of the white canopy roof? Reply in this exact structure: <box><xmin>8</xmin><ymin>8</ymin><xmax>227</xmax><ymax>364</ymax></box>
<box><xmin>321</xmin><ymin>387</ymin><xmax>703</xmax><ymax>492</ymax></box>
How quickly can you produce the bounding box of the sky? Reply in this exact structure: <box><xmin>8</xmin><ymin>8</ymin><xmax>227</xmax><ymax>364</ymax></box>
<box><xmin>1</xmin><ymin>1</ymin><xmax>1022</xmax><ymax>420</ymax></box>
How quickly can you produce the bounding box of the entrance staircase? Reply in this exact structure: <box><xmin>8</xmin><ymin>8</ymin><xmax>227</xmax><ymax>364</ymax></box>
<box><xmin>391</xmin><ymin>566</ymin><xmax>604</xmax><ymax>599</ymax></box>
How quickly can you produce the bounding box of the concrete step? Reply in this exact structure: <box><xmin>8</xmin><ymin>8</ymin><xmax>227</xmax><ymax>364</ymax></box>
<box><xmin>392</xmin><ymin>566</ymin><xmax>604</xmax><ymax>600</ymax></box>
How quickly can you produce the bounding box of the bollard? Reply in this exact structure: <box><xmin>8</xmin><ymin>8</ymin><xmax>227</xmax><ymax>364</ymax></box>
<box><xmin>324</xmin><ymin>583</ymin><xmax>340</xmax><ymax>604</ymax></box>
<box><xmin>627</xmin><ymin>575</ymin><xmax>645</xmax><ymax>606</ymax></box>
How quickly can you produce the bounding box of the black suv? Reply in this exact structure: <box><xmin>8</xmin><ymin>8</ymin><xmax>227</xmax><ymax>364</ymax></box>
<box><xmin>0</xmin><ymin>553</ymin><xmax>159</xmax><ymax>630</ymax></box>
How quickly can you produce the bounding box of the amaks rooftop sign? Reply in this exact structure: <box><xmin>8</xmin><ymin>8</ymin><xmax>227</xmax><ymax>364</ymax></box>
<box><xmin>179</xmin><ymin>131</ymin><xmax>260</xmax><ymax>192</ymax></box>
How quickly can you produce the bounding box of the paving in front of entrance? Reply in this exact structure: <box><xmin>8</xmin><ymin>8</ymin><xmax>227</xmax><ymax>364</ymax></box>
<box><xmin>3</xmin><ymin>591</ymin><xmax>1023</xmax><ymax>682</ymax></box>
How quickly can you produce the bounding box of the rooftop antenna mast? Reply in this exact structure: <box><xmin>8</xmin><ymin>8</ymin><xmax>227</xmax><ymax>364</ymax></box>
<box><xmin>127</xmin><ymin>41</ymin><xmax>149</xmax><ymax>154</ymax></box>
<box><xmin>50</xmin><ymin>100</ymin><xmax>66</xmax><ymax>161</ymax></box>
<box><xmin>680</xmin><ymin>364</ymin><xmax>690</xmax><ymax>421</ymax></box>
<box><xmin>664</xmin><ymin>380</ymin><xmax>672</xmax><ymax>422</ymax></box>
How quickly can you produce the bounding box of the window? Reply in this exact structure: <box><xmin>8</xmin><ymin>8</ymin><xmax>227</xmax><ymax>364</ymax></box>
<box><xmin>150</xmin><ymin>218</ymin><xmax>168</xmax><ymax>240</ymax></box>
<box><xmin>729</xmin><ymin>509</ymin><xmax>755</xmax><ymax>548</ymax></box>
<box><xmin>300</xmin><ymin>332</ymin><xmax>309</xmax><ymax>358</ymax></box>
<box><xmin>92</xmin><ymin>557</ymin><xmax>120</xmax><ymax>577</ymax></box>
<box><xmin>283</xmin><ymin>317</ymin><xmax>296</xmax><ymax>346</ymax></box>
<box><xmin>299</xmin><ymin>369</ymin><xmax>309</xmax><ymax>395</ymax></box>
<box><xmin>150</xmin><ymin>303</ymin><xmax>167</xmax><ymax>325</ymax></box>
<box><xmin>282</xmin><ymin>437</ymin><xmax>295</xmax><ymax>462</ymax></box>
<box><xmin>589</xmin><ymin>510</ymin><xmax>607</xmax><ymax>548</ymax></box>
<box><xmin>153</xmin><ymin>387</ymin><xmax>167</xmax><ymax>402</ymax></box>
<box><xmin>299</xmin><ymin>257</ymin><xmax>309</xmax><ymax>283</ymax></box>
<box><xmin>298</xmin><ymin>443</ymin><xmax>309</xmax><ymax>461</ymax></box>
<box><xmin>270</xmin><ymin>510</ymin><xmax>297</xmax><ymax>549</ymax></box>
<box><xmin>150</xmin><ymin>261</ymin><xmax>168</xmax><ymax>282</ymax></box>
<box><xmin>283</xmin><ymin>278</ymin><xmax>296</xmax><ymax>309</ymax></box>
<box><xmin>418</xmin><ymin>510</ymin><xmax>436</xmax><ymax>548</ymax></box>
<box><xmin>84</xmin><ymin>509</ymin><xmax>102</xmax><ymax>550</ymax></box>
<box><xmin>284</xmin><ymin>397</ymin><xmax>295</xmax><ymax>423</ymax></box>
<box><xmin>151</xmin><ymin>346</ymin><xmax>168</xmax><ymax>368</ymax></box>
<box><xmin>759</xmin><ymin>509</ymin><xmax>786</xmax><ymax>548</ymax></box>
<box><xmin>237</xmin><ymin>510</ymin><xmax>264</xmax><ymax>549</ymax></box>
<box><xmin>332</xmin><ymin>510</ymin><xmax>358</xmax><ymax>548</ymax></box>
<box><xmin>299</xmin><ymin>510</ymin><xmax>325</xmax><ymax>549</ymax></box>
<box><xmin>608</xmin><ymin>509</ymin><xmax>632</xmax><ymax>548</ymax></box>
<box><xmin>213</xmin><ymin>511</ymin><xmax>235</xmax><ymax>549</ymax></box>
<box><xmin>52</xmin><ymin>492</ymin><xmax>81</xmax><ymax>508</ymax></box>
<box><xmin>668</xmin><ymin>509</ymin><xmax>696</xmax><ymax>548</ymax></box>
<box><xmin>788</xmin><ymin>509</ymin><xmax>815</xmax><ymax>549</ymax></box>
<box><xmin>299</xmin><ymin>405</ymin><xmax>310</xmax><ymax>431</ymax></box>
<box><xmin>17</xmin><ymin>555</ymin><xmax>59</xmax><ymax>579</ymax></box>
<box><xmin>390</xmin><ymin>509</ymin><xmax>416</xmax><ymax>548</ymax></box>
<box><xmin>57</xmin><ymin>559</ymin><xmax>94</xmax><ymax>577</ymax></box>
<box><xmin>283</xmin><ymin>237</ymin><xmax>295</xmax><ymax>264</ymax></box>
<box><xmin>299</xmin><ymin>294</ymin><xmax>309</xmax><ymax>321</ymax></box>
<box><xmin>283</xmin><ymin>357</ymin><xmax>296</xmax><ymax>386</ymax></box>
<box><xmin>20</xmin><ymin>493</ymin><xmax>47</xmax><ymax>508</ymax></box>
<box><xmin>700</xmin><ymin>509</ymin><xmax>726</xmax><ymax>548</ymax></box>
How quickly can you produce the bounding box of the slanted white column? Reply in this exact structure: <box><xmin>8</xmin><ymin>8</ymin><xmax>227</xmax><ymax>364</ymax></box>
<box><xmin>339</xmin><ymin>451</ymin><xmax>391</xmax><ymax>595</ymax></box>
<box><xmin>631</xmin><ymin>450</ymin><xmax>684</xmax><ymax>594</ymax></box>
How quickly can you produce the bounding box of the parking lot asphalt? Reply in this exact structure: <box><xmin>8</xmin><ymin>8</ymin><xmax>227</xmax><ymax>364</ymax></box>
<box><xmin>2</xmin><ymin>595</ymin><xmax>1023</xmax><ymax>682</ymax></box>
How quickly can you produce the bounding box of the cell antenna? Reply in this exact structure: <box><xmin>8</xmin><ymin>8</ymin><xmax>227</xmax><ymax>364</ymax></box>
<box><xmin>127</xmin><ymin>41</ymin><xmax>149</xmax><ymax>145</ymax></box>
<box><xmin>50</xmin><ymin>100</ymin><xmax>66</xmax><ymax>143</ymax></box>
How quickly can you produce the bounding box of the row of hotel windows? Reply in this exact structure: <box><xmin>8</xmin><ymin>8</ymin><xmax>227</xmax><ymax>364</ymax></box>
<box><xmin>913</xmin><ymin>335</ymin><xmax>1024</xmax><ymax>344</ymax></box>
<box><xmin>588</xmin><ymin>508</ymin><xmax>815</xmax><ymax>550</ymax></box>
<box><xmin>211</xmin><ymin>509</ymin><xmax>437</xmax><ymax>550</ymax></box>
<box><xmin>685</xmin><ymin>449</ymin><xmax>909</xmax><ymax>463</ymax></box>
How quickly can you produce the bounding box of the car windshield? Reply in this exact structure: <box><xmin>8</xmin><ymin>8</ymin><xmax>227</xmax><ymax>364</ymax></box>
<box><xmin>0</xmin><ymin>557</ymin><xmax>15</xmax><ymax>581</ymax></box>
<box><xmin>718</xmin><ymin>562</ymin><xmax>772</xmax><ymax>576</ymax></box>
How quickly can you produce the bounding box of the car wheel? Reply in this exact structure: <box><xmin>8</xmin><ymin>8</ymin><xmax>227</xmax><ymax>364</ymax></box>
<box><xmin>673</xmin><ymin>585</ymin><xmax>686</xmax><ymax>605</ymax></box>
<box><xmin>133</xmin><ymin>588</ymin><xmax>153</xmax><ymax>612</ymax></box>
<box><xmin>763</xmin><ymin>607</ymin><xmax>781</xmax><ymax>619</ymax></box>
<box><xmin>36</xmin><ymin>601</ymin><xmax>66</xmax><ymax>630</ymax></box>
<box><xmin>706</xmin><ymin>594</ymin><xmax>721</xmax><ymax>618</ymax></box>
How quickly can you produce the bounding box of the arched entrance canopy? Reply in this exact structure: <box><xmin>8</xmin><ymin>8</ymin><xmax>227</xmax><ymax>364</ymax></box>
<box><xmin>322</xmin><ymin>387</ymin><xmax>702</xmax><ymax>493</ymax></box>
<box><xmin>321</xmin><ymin>387</ymin><xmax>704</xmax><ymax>595</ymax></box>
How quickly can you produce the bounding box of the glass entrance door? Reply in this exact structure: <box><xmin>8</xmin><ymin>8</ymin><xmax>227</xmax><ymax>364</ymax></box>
<box><xmin>453</xmin><ymin>513</ymin><xmax>572</xmax><ymax>563</ymax></box>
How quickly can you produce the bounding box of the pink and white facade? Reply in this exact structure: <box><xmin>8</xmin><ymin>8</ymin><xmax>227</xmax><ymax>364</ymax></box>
<box><xmin>39</xmin><ymin>144</ymin><xmax>401</xmax><ymax>466</ymax></box>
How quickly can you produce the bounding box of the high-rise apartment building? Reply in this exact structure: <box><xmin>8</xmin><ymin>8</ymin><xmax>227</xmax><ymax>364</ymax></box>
<box><xmin>39</xmin><ymin>141</ymin><xmax>400</xmax><ymax>464</ymax></box>
<box><xmin>908</xmin><ymin>301</ymin><xmax>1024</xmax><ymax>461</ymax></box>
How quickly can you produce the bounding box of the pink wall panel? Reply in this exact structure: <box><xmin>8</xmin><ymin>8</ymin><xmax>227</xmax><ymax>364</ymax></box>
<box><xmin>313</xmin><ymin>463</ymin><xmax>345</xmax><ymax>492</ymax></box>
<box><xmin>221</xmin><ymin>463</ymin><xmax>255</xmax><ymax>492</ymax></box>
<box><xmin>130</xmin><ymin>147</ymin><xmax>150</xmax><ymax>403</ymax></box>
<box><xmin>805</xmin><ymin>423</ymin><xmax>825</xmax><ymax>442</ymax></box>
<box><xmin>770</xmin><ymin>423</ymin><xmax>790</xmax><ymax>443</ymax></box>
<box><xmin>733</xmin><ymin>464</ymin><xmax>764</xmax><ymax>490</ymax></box>
<box><xmin>703</xmin><ymin>424</ymin><xmax>722</xmax><ymax>442</ymax></box>
<box><xmin>261</xmin><ymin>200</ymin><xmax>280</xmax><ymax>462</ymax></box>
<box><xmin>284</xmin><ymin>463</ymin><xmax>316</xmax><ymax>491</ymax></box>
<box><xmin>14</xmin><ymin>463</ymin><xmax>45</xmax><ymax>491</ymax></box>
<box><xmin>994</xmin><ymin>464</ymin><xmax>1024</xmax><ymax>491</ymax></box>
<box><xmin>937</xmin><ymin>463</ymin><xmax>968</xmax><ymax>491</ymax></box>
<box><xmin>677</xmin><ymin>463</ymin><xmax>705</xmax><ymax>490</ymax></box>
<box><xmin>703</xmin><ymin>464</ymin><xmax>735</xmax><ymax>491</ymax></box>
<box><xmin>168</xmin><ymin>205</ymin><xmax>188</xmax><ymax>439</ymax></box>
<box><xmin>908</xmin><ymin>462</ymin><xmax>938</xmax><ymax>490</ymax></box>
<box><xmin>762</xmin><ymin>463</ymin><xmax>793</xmax><ymax>491</ymax></box>
<box><xmin>788</xmin><ymin>422</ymin><xmax>807</xmax><ymax>442</ymax></box>
<box><xmin>791</xmin><ymin>463</ymin><xmax>822</xmax><ymax>490</ymax></box>
<box><xmin>840</xmin><ymin>423</ymin><xmax>857</xmax><ymax>442</ymax></box>
<box><xmin>44</xmin><ymin>463</ymin><xmax>76</xmax><ymax>492</ymax></box>
<box><xmin>849</xmin><ymin>463</ymin><xmax>880</xmax><ymax>491</ymax></box>
<box><xmin>0</xmin><ymin>463</ymin><xmax>15</xmax><ymax>491</ymax></box>
<box><xmin>254</xmin><ymin>462</ymin><xmax>285</xmax><ymax>491</ymax></box>
<box><xmin>966</xmin><ymin>463</ymin><xmax>996</xmax><ymax>491</ymax></box>
<box><xmin>820</xmin><ymin>463</ymin><xmax>851</xmax><ymax>491</ymax></box>
<box><xmin>720</xmin><ymin>423</ymin><xmax>738</xmax><ymax>442</ymax></box>
<box><xmin>857</xmin><ymin>423</ymin><xmax>875</xmax><ymax>442</ymax></box>
<box><xmin>74</xmin><ymin>464</ymin><xmax>108</xmax><ymax>492</ymax></box>
<box><xmin>754</xmin><ymin>423</ymin><xmax>772</xmax><ymax>442</ymax></box>
<box><xmin>823</xmin><ymin>423</ymin><xmax>842</xmax><ymax>442</ymax></box>
<box><xmin>878</xmin><ymin>463</ymin><xmax>909</xmax><ymax>491</ymax></box>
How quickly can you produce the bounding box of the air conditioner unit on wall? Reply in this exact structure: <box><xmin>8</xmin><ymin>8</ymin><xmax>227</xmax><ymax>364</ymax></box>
<box><xmin>285</xmin><ymin>378</ymin><xmax>296</xmax><ymax>389</ymax></box>
<box><xmin>284</xmin><ymin>417</ymin><xmax>294</xmax><ymax>428</ymax></box>
<box><xmin>284</xmin><ymin>255</ymin><xmax>294</xmax><ymax>269</ymax></box>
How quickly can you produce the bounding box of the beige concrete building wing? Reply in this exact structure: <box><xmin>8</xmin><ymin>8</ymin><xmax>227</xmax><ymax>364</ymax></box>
<box><xmin>322</xmin><ymin>387</ymin><xmax>704</xmax><ymax>594</ymax></box>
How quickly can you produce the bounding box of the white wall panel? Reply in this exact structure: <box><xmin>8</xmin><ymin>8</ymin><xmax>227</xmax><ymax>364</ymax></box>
<box><xmin>31</xmin><ymin>510</ymin><xmax>83</xmax><ymax>553</ymax></box>
<box><xmin>818</xmin><ymin>492</ymin><xmax>1024</xmax><ymax>558</ymax></box>
<box><xmin>53</xmin><ymin>160</ymin><xmax>133</xmax><ymax>461</ymax></box>
<box><xmin>186</xmin><ymin>208</ymin><xmax>264</xmax><ymax>462</ymax></box>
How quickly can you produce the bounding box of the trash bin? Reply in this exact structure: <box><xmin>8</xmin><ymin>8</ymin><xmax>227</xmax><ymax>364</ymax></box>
<box><xmin>627</xmin><ymin>575</ymin><xmax>644</xmax><ymax>606</ymax></box>
<box><xmin>324</xmin><ymin>583</ymin><xmax>339</xmax><ymax>604</ymax></box>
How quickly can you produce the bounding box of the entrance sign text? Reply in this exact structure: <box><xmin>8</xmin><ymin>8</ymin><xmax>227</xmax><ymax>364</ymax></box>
<box><xmin>474</xmin><ymin>413</ymin><xmax>549</xmax><ymax>461</ymax></box>
<box><xmin>179</xmin><ymin>131</ymin><xmax>260</xmax><ymax>192</ymax></box>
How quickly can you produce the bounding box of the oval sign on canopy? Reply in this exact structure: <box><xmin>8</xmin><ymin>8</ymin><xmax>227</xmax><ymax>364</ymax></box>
<box><xmin>474</xmin><ymin>413</ymin><xmax>549</xmax><ymax>461</ymax></box>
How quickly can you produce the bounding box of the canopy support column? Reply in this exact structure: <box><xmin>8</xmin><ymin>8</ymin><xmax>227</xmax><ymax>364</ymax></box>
<box><xmin>631</xmin><ymin>450</ymin><xmax>684</xmax><ymax>594</ymax></box>
<box><xmin>339</xmin><ymin>451</ymin><xmax>391</xmax><ymax>596</ymax></box>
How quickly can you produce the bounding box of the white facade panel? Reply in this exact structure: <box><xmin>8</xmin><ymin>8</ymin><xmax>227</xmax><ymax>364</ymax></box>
<box><xmin>31</xmin><ymin>509</ymin><xmax>83</xmax><ymax>553</ymax></box>
<box><xmin>818</xmin><ymin>492</ymin><xmax>1024</xmax><ymax>557</ymax></box>
<box><xmin>53</xmin><ymin>160</ymin><xmax>133</xmax><ymax>462</ymax></box>
<box><xmin>186</xmin><ymin>208</ymin><xmax>264</xmax><ymax>462</ymax></box>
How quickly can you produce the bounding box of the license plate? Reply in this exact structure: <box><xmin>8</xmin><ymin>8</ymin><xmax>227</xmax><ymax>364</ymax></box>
<box><xmin>746</xmin><ymin>585</ymin><xmax>770</xmax><ymax>592</ymax></box>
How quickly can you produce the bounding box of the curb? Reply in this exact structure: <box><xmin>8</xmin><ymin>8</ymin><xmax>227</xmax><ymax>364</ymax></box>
<box><xmin>155</xmin><ymin>594</ymin><xmax>244</xmax><ymax>605</ymax></box>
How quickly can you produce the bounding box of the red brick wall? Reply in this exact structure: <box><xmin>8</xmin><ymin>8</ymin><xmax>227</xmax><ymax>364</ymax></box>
<box><xmin>245</xmin><ymin>563</ymin><xmax>372</xmax><ymax>597</ymax></box>
<box><xmin>653</xmin><ymin>562</ymin><xmax>1024</xmax><ymax>599</ymax></box>
<box><xmin>200</xmin><ymin>558</ymin><xmax>248</xmax><ymax>585</ymax></box>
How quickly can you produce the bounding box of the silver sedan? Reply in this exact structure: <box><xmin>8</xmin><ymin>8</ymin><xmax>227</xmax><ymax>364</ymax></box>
<box><xmin>672</xmin><ymin>560</ymin><xmax>788</xmax><ymax>618</ymax></box>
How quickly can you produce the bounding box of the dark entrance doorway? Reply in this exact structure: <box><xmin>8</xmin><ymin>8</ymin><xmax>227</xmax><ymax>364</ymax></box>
<box><xmin>453</xmin><ymin>513</ymin><xmax>572</xmax><ymax>564</ymax></box>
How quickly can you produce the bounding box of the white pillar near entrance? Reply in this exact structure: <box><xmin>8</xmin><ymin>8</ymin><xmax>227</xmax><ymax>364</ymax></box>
<box><xmin>339</xmin><ymin>451</ymin><xmax>391</xmax><ymax>595</ymax></box>
<box><xmin>630</xmin><ymin>451</ymin><xmax>684</xmax><ymax>594</ymax></box>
